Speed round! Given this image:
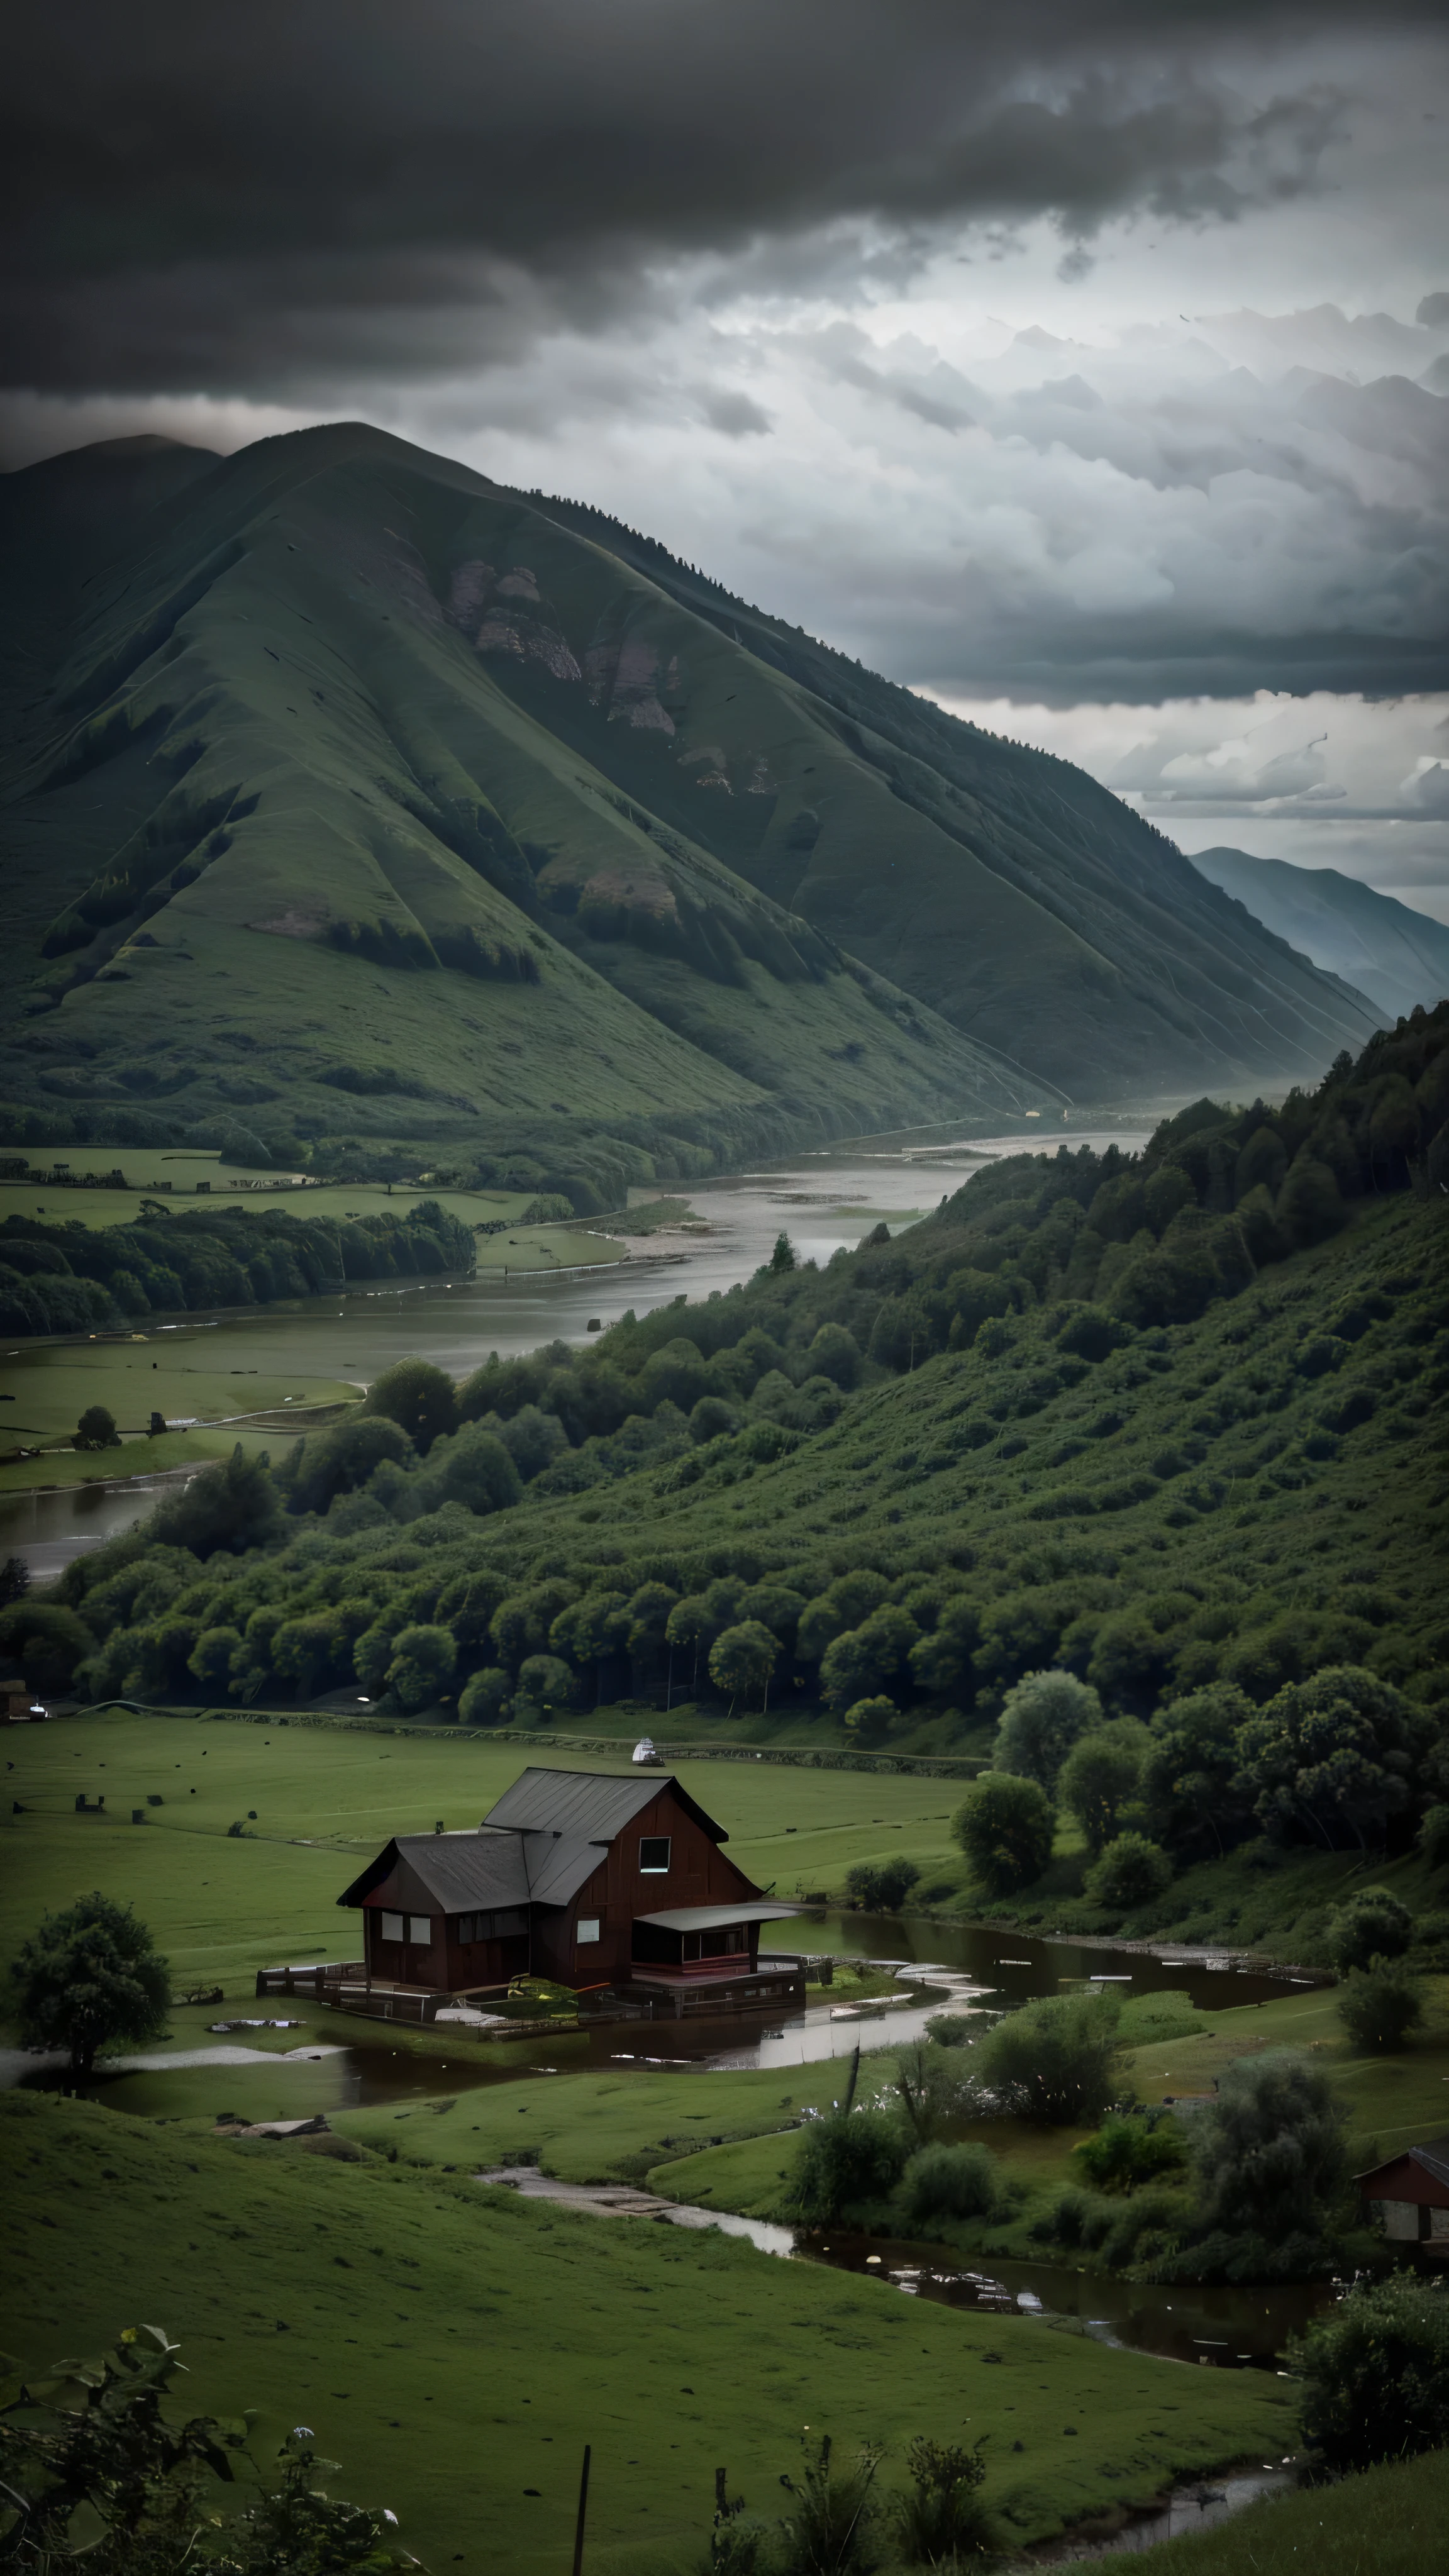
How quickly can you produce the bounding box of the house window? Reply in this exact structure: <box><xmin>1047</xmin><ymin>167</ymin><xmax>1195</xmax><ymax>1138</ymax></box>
<box><xmin>380</xmin><ymin>1911</ymin><xmax>405</xmax><ymax>1943</ymax></box>
<box><xmin>379</xmin><ymin>1911</ymin><xmax>431</xmax><ymax>1945</ymax></box>
<box><xmin>576</xmin><ymin>1918</ymin><xmax>601</xmax><ymax>1945</ymax></box>
<box><xmin>639</xmin><ymin>1836</ymin><xmax>670</xmax><ymax>1874</ymax></box>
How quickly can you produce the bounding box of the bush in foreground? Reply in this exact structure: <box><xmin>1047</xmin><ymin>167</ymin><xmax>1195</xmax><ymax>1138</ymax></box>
<box><xmin>1291</xmin><ymin>2275</ymin><xmax>1449</xmax><ymax>2473</ymax></box>
<box><xmin>1175</xmin><ymin>2051</ymin><xmax>1346</xmax><ymax>2280</ymax></box>
<box><xmin>1326</xmin><ymin>1887</ymin><xmax>1414</xmax><ymax>1975</ymax></box>
<box><xmin>844</xmin><ymin>1857</ymin><xmax>921</xmax><ymax>1912</ymax></box>
<box><xmin>1073</xmin><ymin>2111</ymin><xmax>1188</xmax><ymax>2196</ymax></box>
<box><xmin>894</xmin><ymin>2436</ymin><xmax>992</xmax><ymax>2565</ymax></box>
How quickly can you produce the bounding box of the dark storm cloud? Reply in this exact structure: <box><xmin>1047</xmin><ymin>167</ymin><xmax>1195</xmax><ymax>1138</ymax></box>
<box><xmin>4</xmin><ymin>0</ymin><xmax>1438</xmax><ymax>396</ymax></box>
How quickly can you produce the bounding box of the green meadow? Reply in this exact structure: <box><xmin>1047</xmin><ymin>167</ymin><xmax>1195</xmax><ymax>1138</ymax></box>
<box><xmin>1</xmin><ymin>2089</ymin><xmax>1294</xmax><ymax>2575</ymax></box>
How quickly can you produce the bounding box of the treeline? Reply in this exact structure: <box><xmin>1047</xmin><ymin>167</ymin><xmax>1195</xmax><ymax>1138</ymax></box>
<box><xmin>0</xmin><ymin>1199</ymin><xmax>475</xmax><ymax>1335</ymax></box>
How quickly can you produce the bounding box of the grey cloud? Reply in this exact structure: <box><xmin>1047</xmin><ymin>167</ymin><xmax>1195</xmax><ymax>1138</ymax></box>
<box><xmin>699</xmin><ymin>390</ymin><xmax>774</xmax><ymax>438</ymax></box>
<box><xmin>4</xmin><ymin>0</ymin><xmax>1441</xmax><ymax>396</ymax></box>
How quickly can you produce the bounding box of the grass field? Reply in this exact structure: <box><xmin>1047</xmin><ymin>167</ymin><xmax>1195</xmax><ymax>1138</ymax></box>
<box><xmin>0</xmin><ymin>1148</ymin><xmax>579</xmax><ymax>1238</ymax></box>
<box><xmin>1093</xmin><ymin>2448</ymin><xmax>1449</xmax><ymax>2575</ymax></box>
<box><xmin>0</xmin><ymin>2089</ymin><xmax>1294</xmax><ymax>2573</ymax></box>
<box><xmin>0</xmin><ymin>1707</ymin><xmax>968</xmax><ymax>1994</ymax></box>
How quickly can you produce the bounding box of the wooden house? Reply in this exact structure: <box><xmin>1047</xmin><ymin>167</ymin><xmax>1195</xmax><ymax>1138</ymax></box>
<box><xmin>326</xmin><ymin>1766</ymin><xmax>804</xmax><ymax>2017</ymax></box>
<box><xmin>1355</xmin><ymin>2133</ymin><xmax>1449</xmax><ymax>2252</ymax></box>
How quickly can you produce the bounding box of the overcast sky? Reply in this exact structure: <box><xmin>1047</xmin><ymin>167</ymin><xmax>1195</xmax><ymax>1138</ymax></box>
<box><xmin>6</xmin><ymin>1</ymin><xmax>1447</xmax><ymax>916</ymax></box>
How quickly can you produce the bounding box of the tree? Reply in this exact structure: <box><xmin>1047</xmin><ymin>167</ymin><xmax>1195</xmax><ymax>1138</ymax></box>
<box><xmin>819</xmin><ymin>1606</ymin><xmax>919</xmax><ymax>1713</ymax></box>
<box><xmin>1084</xmin><ymin>1832</ymin><xmax>1173</xmax><ymax>1910</ymax></box>
<box><xmin>428</xmin><ymin>1423</ymin><xmax>521</xmax><ymax>1516</ymax></box>
<box><xmin>1188</xmin><ymin>2052</ymin><xmax>1346</xmax><ymax>2273</ymax></box>
<box><xmin>1336</xmin><ymin>1957</ymin><xmax>1425</xmax><ymax>2051</ymax></box>
<box><xmin>361</xmin><ymin>1355</ymin><xmax>458</xmax><ymax>1453</ymax></box>
<box><xmin>806</xmin><ymin>1321</ymin><xmax>860</xmax><ymax>1389</ymax></box>
<box><xmin>786</xmin><ymin>2108</ymin><xmax>908</xmax><ymax>2224</ymax></box>
<box><xmin>457</xmin><ymin>1665</ymin><xmax>511</xmax><ymax>1726</ymax></box>
<box><xmin>1418</xmin><ymin>1803</ymin><xmax>1449</xmax><ymax>1870</ymax></box>
<box><xmin>73</xmin><ymin>1404</ymin><xmax>121</xmax><ymax>1452</ymax></box>
<box><xmin>514</xmin><ymin>1652</ymin><xmax>574</xmax><ymax>1718</ymax></box>
<box><xmin>844</xmin><ymin>1858</ymin><xmax>921</xmax><ymax>1912</ymax></box>
<box><xmin>708</xmin><ymin>1618</ymin><xmax>779</xmax><ymax>1716</ymax></box>
<box><xmin>769</xmin><ymin>1231</ymin><xmax>797</xmax><ymax>1273</ymax></box>
<box><xmin>384</xmin><ymin>1624</ymin><xmax>456</xmax><ymax>1714</ymax></box>
<box><xmin>1325</xmin><ymin>1886</ymin><xmax>1414</xmax><ymax>1974</ymax></box>
<box><xmin>148</xmin><ymin>1445</ymin><xmax>282</xmax><ymax>1558</ymax></box>
<box><xmin>951</xmin><ymin>1773</ymin><xmax>1055</xmax><ymax>1898</ymax></box>
<box><xmin>1</xmin><ymin>1553</ymin><xmax>30</xmax><ymax>1604</ymax></box>
<box><xmin>1233</xmin><ymin>1665</ymin><xmax>1430</xmax><ymax>1850</ymax></box>
<box><xmin>1140</xmin><ymin>1682</ymin><xmax>1256</xmax><ymax>1859</ymax></box>
<box><xmin>284</xmin><ymin>1415</ymin><xmax>412</xmax><ymax>1515</ymax></box>
<box><xmin>1057</xmin><ymin>1723</ymin><xmax>1150</xmax><ymax>1854</ymax></box>
<box><xmin>1290</xmin><ymin>2275</ymin><xmax>1449</xmax><ymax>2473</ymax></box>
<box><xmin>0</xmin><ymin>1600</ymin><xmax>96</xmax><ymax>1695</ymax></box>
<box><xmin>187</xmin><ymin>1624</ymin><xmax>243</xmax><ymax>1692</ymax></box>
<box><xmin>689</xmin><ymin>1394</ymin><xmax>737</xmax><ymax>1444</ymax></box>
<box><xmin>1072</xmin><ymin>2112</ymin><xmax>1187</xmax><ymax>2196</ymax></box>
<box><xmin>842</xmin><ymin>1694</ymin><xmax>899</xmax><ymax>1746</ymax></box>
<box><xmin>11</xmin><ymin>1893</ymin><xmax>170</xmax><ymax>2079</ymax></box>
<box><xmin>887</xmin><ymin>2041</ymin><xmax>976</xmax><ymax>2147</ymax></box>
<box><xmin>992</xmin><ymin>1667</ymin><xmax>1101</xmax><ymax>1792</ymax></box>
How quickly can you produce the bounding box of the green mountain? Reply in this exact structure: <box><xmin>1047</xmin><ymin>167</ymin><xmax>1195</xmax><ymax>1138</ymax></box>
<box><xmin>1187</xmin><ymin>845</ymin><xmax>1449</xmax><ymax>1030</ymax></box>
<box><xmin>1</xmin><ymin>425</ymin><xmax>1378</xmax><ymax>1198</ymax></box>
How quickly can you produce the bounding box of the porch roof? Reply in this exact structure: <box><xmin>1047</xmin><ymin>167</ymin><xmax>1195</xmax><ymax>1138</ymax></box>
<box><xmin>634</xmin><ymin>1901</ymin><xmax>802</xmax><ymax>1933</ymax></box>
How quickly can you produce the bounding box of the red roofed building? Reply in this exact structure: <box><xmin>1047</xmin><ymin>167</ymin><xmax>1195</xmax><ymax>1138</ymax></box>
<box><xmin>1355</xmin><ymin>2133</ymin><xmax>1449</xmax><ymax>2253</ymax></box>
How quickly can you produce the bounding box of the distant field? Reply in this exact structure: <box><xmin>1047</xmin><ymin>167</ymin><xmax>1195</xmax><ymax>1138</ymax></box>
<box><xmin>0</xmin><ymin>1707</ymin><xmax>967</xmax><ymax>1992</ymax></box>
<box><xmin>0</xmin><ymin>1149</ymin><xmax>623</xmax><ymax>1260</ymax></box>
<box><xmin>0</xmin><ymin>1336</ymin><xmax>360</xmax><ymax>1495</ymax></box>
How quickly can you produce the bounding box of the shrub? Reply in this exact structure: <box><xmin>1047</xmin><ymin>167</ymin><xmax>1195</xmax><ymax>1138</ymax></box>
<box><xmin>843</xmin><ymin>1694</ymin><xmax>901</xmax><ymax>1746</ymax></box>
<box><xmin>458</xmin><ymin>1665</ymin><xmax>511</xmax><ymax>1726</ymax></box>
<box><xmin>845</xmin><ymin>1858</ymin><xmax>921</xmax><ymax>1912</ymax></box>
<box><xmin>777</xmin><ymin>2433</ymin><xmax>884</xmax><ymax>2576</ymax></box>
<box><xmin>1188</xmin><ymin>2051</ymin><xmax>1346</xmax><ymax>2268</ymax></box>
<box><xmin>894</xmin><ymin>2436</ymin><xmax>991</xmax><ymax>2566</ymax></box>
<box><xmin>787</xmin><ymin>2109</ymin><xmax>909</xmax><ymax>2223</ymax></box>
<box><xmin>899</xmin><ymin>2142</ymin><xmax>1001</xmax><ymax>2225</ymax></box>
<box><xmin>1326</xmin><ymin>1886</ymin><xmax>1414</xmax><ymax>1974</ymax></box>
<box><xmin>992</xmin><ymin>1667</ymin><xmax>1101</xmax><ymax>1791</ymax></box>
<box><xmin>924</xmin><ymin>2012</ymin><xmax>975</xmax><ymax>2048</ymax></box>
<box><xmin>975</xmin><ymin>1991</ymin><xmax>1123</xmax><ymax>2126</ymax></box>
<box><xmin>1073</xmin><ymin>2112</ymin><xmax>1188</xmax><ymax>2196</ymax></box>
<box><xmin>952</xmin><ymin>1772</ymin><xmax>1055</xmax><ymax>1898</ymax></box>
<box><xmin>1084</xmin><ymin>1831</ymin><xmax>1174</xmax><ymax>1909</ymax></box>
<box><xmin>384</xmin><ymin>1622</ymin><xmax>456</xmax><ymax>1713</ymax></box>
<box><xmin>0</xmin><ymin>1601</ymin><xmax>97</xmax><ymax>1694</ymax></box>
<box><xmin>187</xmin><ymin>1624</ymin><xmax>243</xmax><ymax>1692</ymax></box>
<box><xmin>1418</xmin><ymin>1804</ymin><xmax>1449</xmax><ymax>1870</ymax></box>
<box><xmin>1336</xmin><ymin>1957</ymin><xmax>1425</xmax><ymax>2051</ymax></box>
<box><xmin>72</xmin><ymin>1403</ymin><xmax>121</xmax><ymax>1452</ymax></box>
<box><xmin>1291</xmin><ymin>2275</ymin><xmax>1449</xmax><ymax>2473</ymax></box>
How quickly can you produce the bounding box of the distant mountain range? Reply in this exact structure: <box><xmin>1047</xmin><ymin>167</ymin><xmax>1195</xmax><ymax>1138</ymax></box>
<box><xmin>0</xmin><ymin>425</ymin><xmax>1379</xmax><ymax>1198</ymax></box>
<box><xmin>1187</xmin><ymin>847</ymin><xmax>1449</xmax><ymax>1030</ymax></box>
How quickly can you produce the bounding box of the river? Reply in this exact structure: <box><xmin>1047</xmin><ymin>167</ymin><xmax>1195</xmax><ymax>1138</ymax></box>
<box><xmin>1</xmin><ymin>1124</ymin><xmax>1148</xmax><ymax>1581</ymax></box>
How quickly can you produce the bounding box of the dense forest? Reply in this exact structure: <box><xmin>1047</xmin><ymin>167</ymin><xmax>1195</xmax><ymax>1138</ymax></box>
<box><xmin>5</xmin><ymin>1006</ymin><xmax>1448</xmax><ymax>1950</ymax></box>
<box><xmin>0</xmin><ymin>1197</ymin><xmax>475</xmax><ymax>1336</ymax></box>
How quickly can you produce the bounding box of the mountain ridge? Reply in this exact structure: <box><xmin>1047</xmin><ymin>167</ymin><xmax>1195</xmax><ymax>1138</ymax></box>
<box><xmin>0</xmin><ymin>422</ymin><xmax>1379</xmax><ymax>1194</ymax></box>
<box><xmin>1187</xmin><ymin>844</ymin><xmax>1449</xmax><ymax>1029</ymax></box>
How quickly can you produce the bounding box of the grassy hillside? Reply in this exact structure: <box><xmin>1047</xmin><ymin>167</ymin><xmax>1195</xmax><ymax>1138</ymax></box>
<box><xmin>1</xmin><ymin>425</ymin><xmax>1375</xmax><ymax>1201</ymax></box>
<box><xmin>1089</xmin><ymin>2450</ymin><xmax>1449</xmax><ymax>2576</ymax></box>
<box><xmin>1189</xmin><ymin>845</ymin><xmax>1449</xmax><ymax>1028</ymax></box>
<box><xmin>0</xmin><ymin>2090</ymin><xmax>1292</xmax><ymax>2573</ymax></box>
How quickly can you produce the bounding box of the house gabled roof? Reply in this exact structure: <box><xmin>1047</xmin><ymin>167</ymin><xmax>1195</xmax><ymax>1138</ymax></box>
<box><xmin>481</xmin><ymin>1765</ymin><xmax>730</xmax><ymax>1846</ymax></box>
<box><xmin>336</xmin><ymin>1828</ymin><xmax>530</xmax><ymax>1913</ymax></box>
<box><xmin>1355</xmin><ymin>2131</ymin><xmax>1449</xmax><ymax>2191</ymax></box>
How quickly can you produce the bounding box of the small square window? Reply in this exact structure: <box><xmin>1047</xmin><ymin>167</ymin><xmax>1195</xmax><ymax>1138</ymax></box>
<box><xmin>380</xmin><ymin>1911</ymin><xmax>405</xmax><ymax>1943</ymax></box>
<box><xmin>639</xmin><ymin>1836</ymin><xmax>670</xmax><ymax>1874</ymax></box>
<box><xmin>407</xmin><ymin>1915</ymin><xmax>432</xmax><ymax>1945</ymax></box>
<box><xmin>576</xmin><ymin>1917</ymin><xmax>601</xmax><ymax>1945</ymax></box>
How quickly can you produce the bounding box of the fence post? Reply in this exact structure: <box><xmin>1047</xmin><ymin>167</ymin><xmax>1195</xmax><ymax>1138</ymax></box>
<box><xmin>571</xmin><ymin>2445</ymin><xmax>591</xmax><ymax>2576</ymax></box>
